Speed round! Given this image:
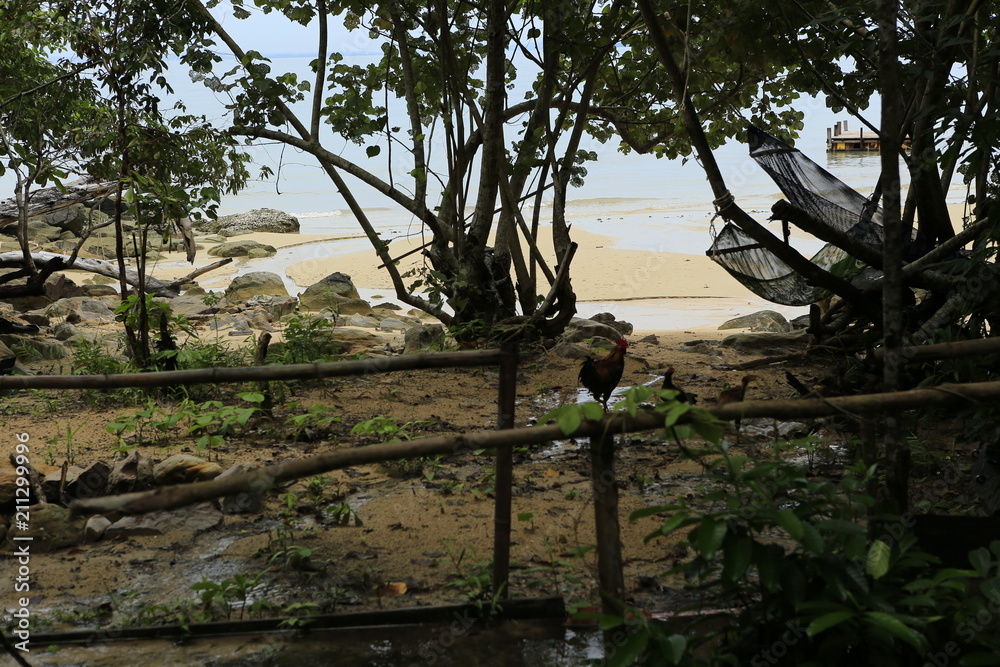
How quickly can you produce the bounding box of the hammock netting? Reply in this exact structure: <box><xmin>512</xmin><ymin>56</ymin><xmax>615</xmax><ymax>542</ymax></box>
<box><xmin>707</xmin><ymin>126</ymin><xmax>882</xmax><ymax>306</ymax></box>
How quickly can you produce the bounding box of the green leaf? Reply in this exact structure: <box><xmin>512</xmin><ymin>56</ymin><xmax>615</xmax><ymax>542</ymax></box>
<box><xmin>969</xmin><ymin>547</ymin><xmax>992</xmax><ymax>578</ymax></box>
<box><xmin>864</xmin><ymin>611</ymin><xmax>926</xmax><ymax>651</ymax></box>
<box><xmin>867</xmin><ymin>539</ymin><xmax>892</xmax><ymax>580</ymax></box>
<box><xmin>629</xmin><ymin>504</ymin><xmax>683</xmax><ymax>521</ymax></box>
<box><xmin>721</xmin><ymin>534</ymin><xmax>753</xmax><ymax>584</ymax></box>
<box><xmin>366</xmin><ymin>145</ymin><xmax>381</xmax><ymax>157</ymax></box>
<box><xmin>775</xmin><ymin>509</ymin><xmax>803</xmax><ymax>540</ymax></box>
<box><xmin>799</xmin><ymin>522</ymin><xmax>825</xmax><ymax>554</ymax></box>
<box><xmin>692</xmin><ymin>518</ymin><xmax>727</xmax><ymax>559</ymax></box>
<box><xmin>557</xmin><ymin>408</ymin><xmax>583</xmax><ymax>435</ymax></box>
<box><xmin>643</xmin><ymin>512</ymin><xmax>693</xmax><ymax>543</ymax></box>
<box><xmin>607</xmin><ymin>630</ymin><xmax>648</xmax><ymax>667</ymax></box>
<box><xmin>581</xmin><ymin>402</ymin><xmax>605</xmax><ymax>422</ymax></box>
<box><xmin>806</xmin><ymin>610</ymin><xmax>855</xmax><ymax>636</ymax></box>
<box><xmin>662</xmin><ymin>634</ymin><xmax>687</xmax><ymax>662</ymax></box>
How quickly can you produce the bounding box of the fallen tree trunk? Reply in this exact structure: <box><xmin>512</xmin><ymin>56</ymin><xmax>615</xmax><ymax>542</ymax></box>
<box><xmin>70</xmin><ymin>378</ymin><xmax>1000</xmax><ymax>517</ymax></box>
<box><xmin>0</xmin><ymin>251</ymin><xmax>232</xmax><ymax>297</ymax></box>
<box><xmin>0</xmin><ymin>177</ymin><xmax>116</xmax><ymax>224</ymax></box>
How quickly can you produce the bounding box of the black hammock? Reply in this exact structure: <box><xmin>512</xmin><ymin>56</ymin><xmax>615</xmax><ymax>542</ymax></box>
<box><xmin>707</xmin><ymin>126</ymin><xmax>889</xmax><ymax>307</ymax></box>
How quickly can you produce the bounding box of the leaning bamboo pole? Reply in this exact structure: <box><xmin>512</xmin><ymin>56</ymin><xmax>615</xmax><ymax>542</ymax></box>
<box><xmin>70</xmin><ymin>379</ymin><xmax>1000</xmax><ymax>517</ymax></box>
<box><xmin>0</xmin><ymin>349</ymin><xmax>506</xmax><ymax>389</ymax></box>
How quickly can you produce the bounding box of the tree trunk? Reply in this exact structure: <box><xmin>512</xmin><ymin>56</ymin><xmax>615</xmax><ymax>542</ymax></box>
<box><xmin>878</xmin><ymin>0</ymin><xmax>909</xmax><ymax>514</ymax></box>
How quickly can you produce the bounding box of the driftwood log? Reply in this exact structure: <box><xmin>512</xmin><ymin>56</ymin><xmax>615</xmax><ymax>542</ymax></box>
<box><xmin>0</xmin><ymin>177</ymin><xmax>117</xmax><ymax>225</ymax></box>
<box><xmin>0</xmin><ymin>252</ymin><xmax>231</xmax><ymax>297</ymax></box>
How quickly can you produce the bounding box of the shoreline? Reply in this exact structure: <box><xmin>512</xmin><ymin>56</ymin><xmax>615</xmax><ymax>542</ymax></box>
<box><xmin>135</xmin><ymin>202</ymin><xmax>972</xmax><ymax>333</ymax></box>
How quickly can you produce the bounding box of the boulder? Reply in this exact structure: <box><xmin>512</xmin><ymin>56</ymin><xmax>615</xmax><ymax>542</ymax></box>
<box><xmin>551</xmin><ymin>341</ymin><xmax>591</xmax><ymax>360</ymax></box>
<box><xmin>84</xmin><ymin>515</ymin><xmax>112</xmax><ymax>543</ymax></box>
<box><xmin>218</xmin><ymin>463</ymin><xmax>265</xmax><ymax>515</ymax></box>
<box><xmin>4</xmin><ymin>503</ymin><xmax>87</xmax><ymax>553</ymax></box>
<box><xmin>106</xmin><ymin>450</ymin><xmax>154</xmax><ymax>496</ymax></box>
<box><xmin>299</xmin><ymin>272</ymin><xmax>361</xmax><ymax>310</ymax></box>
<box><xmin>45</xmin><ymin>203</ymin><xmax>99</xmax><ymax>236</ymax></box>
<box><xmin>26</xmin><ymin>219</ymin><xmax>63</xmax><ymax>242</ymax></box>
<box><xmin>561</xmin><ymin>317</ymin><xmax>623</xmax><ymax>344</ymax></box>
<box><xmin>208</xmin><ymin>239</ymin><xmax>277</xmax><ymax>258</ymax></box>
<box><xmin>195</xmin><ymin>208</ymin><xmax>300</xmax><ymax>237</ymax></box>
<box><xmin>588</xmin><ymin>312</ymin><xmax>634</xmax><ymax>335</ymax></box>
<box><xmin>225</xmin><ymin>271</ymin><xmax>288</xmax><ymax>302</ymax></box>
<box><xmin>0</xmin><ymin>334</ymin><xmax>69</xmax><ymax>360</ymax></box>
<box><xmin>403</xmin><ymin>324</ymin><xmax>445</xmax><ymax>354</ymax></box>
<box><xmin>41</xmin><ymin>460</ymin><xmax>112</xmax><ymax>504</ymax></box>
<box><xmin>244</xmin><ymin>294</ymin><xmax>298</xmax><ymax>320</ymax></box>
<box><xmin>719</xmin><ymin>310</ymin><xmax>790</xmax><ymax>333</ymax></box>
<box><xmin>153</xmin><ymin>454</ymin><xmax>224</xmax><ymax>486</ymax></box>
<box><xmin>379</xmin><ymin>317</ymin><xmax>409</xmax><ymax>332</ymax></box>
<box><xmin>719</xmin><ymin>330</ymin><xmax>813</xmax><ymax>355</ymax></box>
<box><xmin>347</xmin><ymin>313</ymin><xmax>380</xmax><ymax>328</ymax></box>
<box><xmin>105</xmin><ymin>502</ymin><xmax>224</xmax><ymax>538</ymax></box>
<box><xmin>44</xmin><ymin>296</ymin><xmax>115</xmax><ymax>321</ymax></box>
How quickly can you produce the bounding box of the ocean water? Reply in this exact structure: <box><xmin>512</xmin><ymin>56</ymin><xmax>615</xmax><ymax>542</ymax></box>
<box><xmin>3</xmin><ymin>54</ymin><xmax>970</xmax><ymax>328</ymax></box>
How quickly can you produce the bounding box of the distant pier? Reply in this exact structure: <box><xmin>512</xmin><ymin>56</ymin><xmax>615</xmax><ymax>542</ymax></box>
<box><xmin>826</xmin><ymin>120</ymin><xmax>910</xmax><ymax>152</ymax></box>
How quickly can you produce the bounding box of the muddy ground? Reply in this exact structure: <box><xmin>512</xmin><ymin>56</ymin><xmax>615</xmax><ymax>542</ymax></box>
<box><xmin>0</xmin><ymin>326</ymin><xmax>969</xmax><ymax>665</ymax></box>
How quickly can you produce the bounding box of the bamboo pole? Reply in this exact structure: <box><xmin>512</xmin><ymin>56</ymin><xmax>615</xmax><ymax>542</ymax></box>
<box><xmin>0</xmin><ymin>349</ymin><xmax>506</xmax><ymax>389</ymax></box>
<box><xmin>492</xmin><ymin>342</ymin><xmax>518</xmax><ymax>599</ymax></box>
<box><xmin>871</xmin><ymin>336</ymin><xmax>1000</xmax><ymax>362</ymax></box>
<box><xmin>70</xmin><ymin>379</ymin><xmax>1000</xmax><ymax>517</ymax></box>
<box><xmin>591</xmin><ymin>431</ymin><xmax>626</xmax><ymax>620</ymax></box>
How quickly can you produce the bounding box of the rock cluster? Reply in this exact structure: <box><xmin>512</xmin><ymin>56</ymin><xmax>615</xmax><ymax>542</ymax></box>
<box><xmin>0</xmin><ymin>452</ymin><xmax>238</xmax><ymax>553</ymax></box>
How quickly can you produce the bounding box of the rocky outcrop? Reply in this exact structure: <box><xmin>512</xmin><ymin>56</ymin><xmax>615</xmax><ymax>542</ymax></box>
<box><xmin>195</xmin><ymin>208</ymin><xmax>300</xmax><ymax>237</ymax></box>
<box><xmin>299</xmin><ymin>272</ymin><xmax>360</xmax><ymax>310</ymax></box>
<box><xmin>719</xmin><ymin>310</ymin><xmax>790</xmax><ymax>333</ymax></box>
<box><xmin>560</xmin><ymin>317</ymin><xmax>625</xmax><ymax>344</ymax></box>
<box><xmin>225</xmin><ymin>271</ymin><xmax>288</xmax><ymax>302</ymax></box>
<box><xmin>719</xmin><ymin>329</ymin><xmax>813</xmax><ymax>355</ymax></box>
<box><xmin>208</xmin><ymin>239</ymin><xmax>277</xmax><ymax>258</ymax></box>
<box><xmin>403</xmin><ymin>324</ymin><xmax>445</xmax><ymax>354</ymax></box>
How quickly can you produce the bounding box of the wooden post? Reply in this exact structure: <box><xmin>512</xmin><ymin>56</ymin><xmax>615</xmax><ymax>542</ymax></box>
<box><xmin>590</xmin><ymin>431</ymin><xmax>626</xmax><ymax>620</ymax></box>
<box><xmin>492</xmin><ymin>341</ymin><xmax>518</xmax><ymax>599</ymax></box>
<box><xmin>255</xmin><ymin>333</ymin><xmax>273</xmax><ymax>419</ymax></box>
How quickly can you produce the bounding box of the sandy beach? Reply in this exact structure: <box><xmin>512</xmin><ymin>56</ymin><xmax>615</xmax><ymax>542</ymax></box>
<box><xmin>135</xmin><ymin>201</ymin><xmax>973</xmax><ymax>332</ymax></box>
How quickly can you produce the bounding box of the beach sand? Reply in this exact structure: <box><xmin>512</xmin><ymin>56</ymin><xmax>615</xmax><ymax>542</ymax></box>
<box><xmin>135</xmin><ymin>202</ymin><xmax>973</xmax><ymax>331</ymax></box>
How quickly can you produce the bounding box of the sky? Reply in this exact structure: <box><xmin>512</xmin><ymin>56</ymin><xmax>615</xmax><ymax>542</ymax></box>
<box><xmin>206</xmin><ymin>4</ymin><xmax>382</xmax><ymax>57</ymax></box>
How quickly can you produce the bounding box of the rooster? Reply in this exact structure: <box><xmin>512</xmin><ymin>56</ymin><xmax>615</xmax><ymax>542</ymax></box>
<box><xmin>717</xmin><ymin>374</ymin><xmax>757</xmax><ymax>443</ymax></box>
<box><xmin>579</xmin><ymin>338</ymin><xmax>629</xmax><ymax>411</ymax></box>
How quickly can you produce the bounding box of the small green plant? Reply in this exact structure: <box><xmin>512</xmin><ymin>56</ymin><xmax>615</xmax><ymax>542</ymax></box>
<box><xmin>440</xmin><ymin>539</ymin><xmax>494</xmax><ymax>602</ymax></box>
<box><xmin>268</xmin><ymin>544</ymin><xmax>315</xmax><ymax>571</ymax></box>
<box><xmin>277</xmin><ymin>312</ymin><xmax>345</xmax><ymax>364</ymax></box>
<box><xmin>324</xmin><ymin>501</ymin><xmax>363</xmax><ymax>527</ymax></box>
<box><xmin>185</xmin><ymin>392</ymin><xmax>264</xmax><ymax>454</ymax></box>
<box><xmin>285</xmin><ymin>403</ymin><xmax>341</xmax><ymax>442</ymax></box>
<box><xmin>278</xmin><ymin>602</ymin><xmax>320</xmax><ymax>628</ymax></box>
<box><xmin>46</xmin><ymin>421</ymin><xmax>88</xmax><ymax>466</ymax></box>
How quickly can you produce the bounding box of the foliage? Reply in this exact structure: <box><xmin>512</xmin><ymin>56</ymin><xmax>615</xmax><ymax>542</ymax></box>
<box><xmin>284</xmin><ymin>402</ymin><xmax>342</xmax><ymax>442</ymax></box>
<box><xmin>106</xmin><ymin>391</ymin><xmax>264</xmax><ymax>454</ymax></box>
<box><xmin>275</xmin><ymin>313</ymin><xmax>345</xmax><ymax>364</ymax></box>
<box><xmin>606</xmin><ymin>442</ymin><xmax>1000</xmax><ymax>665</ymax></box>
<box><xmin>541</xmin><ymin>384</ymin><xmax>724</xmax><ymax>445</ymax></box>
